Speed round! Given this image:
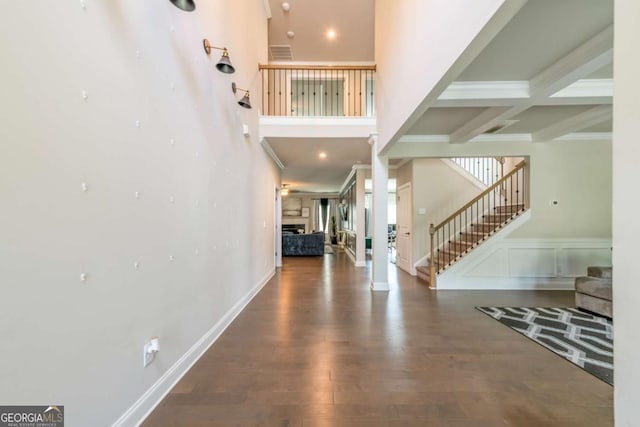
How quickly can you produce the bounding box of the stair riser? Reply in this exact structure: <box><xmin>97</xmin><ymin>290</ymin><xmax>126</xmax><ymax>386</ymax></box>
<box><xmin>448</xmin><ymin>242</ymin><xmax>474</xmax><ymax>251</ymax></box>
<box><xmin>471</xmin><ymin>224</ymin><xmax>500</xmax><ymax>233</ymax></box>
<box><xmin>458</xmin><ymin>233</ymin><xmax>486</xmax><ymax>243</ymax></box>
<box><xmin>495</xmin><ymin>205</ymin><xmax>525</xmax><ymax>214</ymax></box>
<box><xmin>482</xmin><ymin>214</ymin><xmax>515</xmax><ymax>223</ymax></box>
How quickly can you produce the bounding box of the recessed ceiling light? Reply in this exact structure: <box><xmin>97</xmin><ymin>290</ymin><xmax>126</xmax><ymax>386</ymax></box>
<box><xmin>281</xmin><ymin>2</ymin><xmax>290</xmax><ymax>12</ymax></box>
<box><xmin>326</xmin><ymin>29</ymin><xmax>336</xmax><ymax>40</ymax></box>
<box><xmin>319</xmin><ymin>152</ymin><xmax>327</xmax><ymax>159</ymax></box>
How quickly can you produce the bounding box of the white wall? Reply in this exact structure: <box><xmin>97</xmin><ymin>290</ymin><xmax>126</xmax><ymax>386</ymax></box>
<box><xmin>613</xmin><ymin>0</ymin><xmax>640</xmax><ymax>423</ymax></box>
<box><xmin>374</xmin><ymin>0</ymin><xmax>525</xmax><ymax>153</ymax></box>
<box><xmin>0</xmin><ymin>2</ymin><xmax>276</xmax><ymax>426</ymax></box>
<box><xmin>390</xmin><ymin>139</ymin><xmax>612</xmax><ymax>288</ymax></box>
<box><xmin>409</xmin><ymin>159</ymin><xmax>482</xmax><ymax>265</ymax></box>
<box><xmin>509</xmin><ymin>142</ymin><xmax>611</xmax><ymax>238</ymax></box>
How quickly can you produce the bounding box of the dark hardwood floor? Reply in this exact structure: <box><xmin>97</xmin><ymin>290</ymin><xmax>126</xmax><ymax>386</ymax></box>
<box><xmin>143</xmin><ymin>252</ymin><xmax>613</xmax><ymax>426</ymax></box>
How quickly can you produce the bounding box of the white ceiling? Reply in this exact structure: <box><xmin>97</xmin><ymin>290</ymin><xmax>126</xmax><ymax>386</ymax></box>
<box><xmin>267</xmin><ymin>137</ymin><xmax>371</xmax><ymax>193</ymax></box>
<box><xmin>458</xmin><ymin>0</ymin><xmax>613</xmax><ymax>81</ymax></box>
<box><xmin>407</xmin><ymin>0</ymin><xmax>613</xmax><ymax>142</ymax></box>
<box><xmin>265</xmin><ymin>0</ymin><xmax>614</xmax><ymax>192</ymax></box>
<box><xmin>267</xmin><ymin>0</ymin><xmax>374</xmax><ymax>62</ymax></box>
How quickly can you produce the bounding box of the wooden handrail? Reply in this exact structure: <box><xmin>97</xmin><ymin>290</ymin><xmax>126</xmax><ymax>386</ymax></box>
<box><xmin>431</xmin><ymin>160</ymin><xmax>526</xmax><ymax>233</ymax></box>
<box><xmin>259</xmin><ymin>64</ymin><xmax>376</xmax><ymax>71</ymax></box>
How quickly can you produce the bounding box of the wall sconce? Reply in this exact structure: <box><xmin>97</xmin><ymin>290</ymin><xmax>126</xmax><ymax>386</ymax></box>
<box><xmin>231</xmin><ymin>83</ymin><xmax>252</xmax><ymax>109</ymax></box>
<box><xmin>202</xmin><ymin>39</ymin><xmax>235</xmax><ymax>74</ymax></box>
<box><xmin>169</xmin><ymin>0</ymin><xmax>195</xmax><ymax>11</ymax></box>
<box><xmin>281</xmin><ymin>184</ymin><xmax>289</xmax><ymax>196</ymax></box>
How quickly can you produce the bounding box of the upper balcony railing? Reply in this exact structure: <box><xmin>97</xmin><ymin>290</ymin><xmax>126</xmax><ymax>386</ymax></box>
<box><xmin>259</xmin><ymin>64</ymin><xmax>376</xmax><ymax>117</ymax></box>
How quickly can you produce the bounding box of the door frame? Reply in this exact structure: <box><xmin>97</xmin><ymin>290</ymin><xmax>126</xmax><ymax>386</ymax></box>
<box><xmin>396</xmin><ymin>182</ymin><xmax>414</xmax><ymax>275</ymax></box>
<box><xmin>275</xmin><ymin>186</ymin><xmax>282</xmax><ymax>268</ymax></box>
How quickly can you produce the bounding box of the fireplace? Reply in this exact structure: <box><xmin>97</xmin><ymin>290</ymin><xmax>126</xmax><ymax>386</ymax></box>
<box><xmin>282</xmin><ymin>224</ymin><xmax>306</xmax><ymax>234</ymax></box>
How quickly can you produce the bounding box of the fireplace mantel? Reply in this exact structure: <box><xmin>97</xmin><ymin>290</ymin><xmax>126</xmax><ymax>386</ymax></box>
<box><xmin>282</xmin><ymin>217</ymin><xmax>309</xmax><ymax>233</ymax></box>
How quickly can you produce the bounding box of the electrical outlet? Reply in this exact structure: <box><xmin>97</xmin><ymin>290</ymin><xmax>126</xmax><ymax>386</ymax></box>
<box><xmin>143</xmin><ymin>338</ymin><xmax>160</xmax><ymax>368</ymax></box>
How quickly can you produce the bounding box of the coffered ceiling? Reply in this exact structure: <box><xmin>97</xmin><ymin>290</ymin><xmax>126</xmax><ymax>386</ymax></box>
<box><xmin>405</xmin><ymin>0</ymin><xmax>613</xmax><ymax>144</ymax></box>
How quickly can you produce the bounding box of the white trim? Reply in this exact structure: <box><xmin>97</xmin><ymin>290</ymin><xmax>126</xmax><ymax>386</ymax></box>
<box><xmin>397</xmin><ymin>134</ymin><xmax>533</xmax><ymax>144</ymax></box>
<box><xmin>440</xmin><ymin>159</ymin><xmax>487</xmax><ymax>191</ymax></box>
<box><xmin>259</xmin><ymin>116</ymin><xmax>376</xmax><ymax>139</ymax></box>
<box><xmin>438</xmin><ymin>81</ymin><xmax>530</xmax><ymax>100</ymax></box>
<box><xmin>532</xmin><ymin>105</ymin><xmax>612</xmax><ymax>142</ymax></box>
<box><xmin>397</xmin><ymin>132</ymin><xmax>610</xmax><ymax>145</ymax></box>
<box><xmin>344</xmin><ymin>246</ymin><xmax>365</xmax><ymax>267</ymax></box>
<box><xmin>262</xmin><ymin>0</ymin><xmax>271</xmax><ymax>19</ymax></box>
<box><xmin>259</xmin><ymin>116</ymin><xmax>377</xmax><ymax>127</ymax></box>
<box><xmin>339</xmin><ymin>168</ymin><xmax>357</xmax><ymax>194</ymax></box>
<box><xmin>529</xmin><ymin>25</ymin><xmax>613</xmax><ymax>98</ymax></box>
<box><xmin>469</xmin><ymin>133</ymin><xmax>533</xmax><ymax>143</ymax></box>
<box><xmin>435</xmin><ymin>210</ymin><xmax>612</xmax><ymax>290</ymax></box>
<box><xmin>260</xmin><ymin>138</ymin><xmax>285</xmax><ymax>169</ymax></box>
<box><xmin>370</xmin><ymin>281</ymin><xmax>390</xmax><ymax>291</ymax></box>
<box><xmin>554</xmin><ymin>132</ymin><xmax>613</xmax><ymax>141</ymax></box>
<box><xmin>266</xmin><ymin>61</ymin><xmax>376</xmax><ymax>66</ymax></box>
<box><xmin>112</xmin><ymin>269</ymin><xmax>276</xmax><ymax>427</ymax></box>
<box><xmin>551</xmin><ymin>78</ymin><xmax>613</xmax><ymax>98</ymax></box>
<box><xmin>397</xmin><ymin>135</ymin><xmax>450</xmax><ymax>144</ymax></box>
<box><xmin>391</xmin><ymin>158</ymin><xmax>411</xmax><ymax>169</ymax></box>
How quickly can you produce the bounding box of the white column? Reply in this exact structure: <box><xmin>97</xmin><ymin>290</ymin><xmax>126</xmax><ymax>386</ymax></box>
<box><xmin>614</xmin><ymin>0</ymin><xmax>640</xmax><ymax>423</ymax></box>
<box><xmin>370</xmin><ymin>133</ymin><xmax>389</xmax><ymax>291</ymax></box>
<box><xmin>355</xmin><ymin>168</ymin><xmax>367</xmax><ymax>266</ymax></box>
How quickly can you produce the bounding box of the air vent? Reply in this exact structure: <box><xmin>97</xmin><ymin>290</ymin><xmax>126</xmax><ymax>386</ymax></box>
<box><xmin>269</xmin><ymin>45</ymin><xmax>293</xmax><ymax>61</ymax></box>
<box><xmin>484</xmin><ymin>120</ymin><xmax>519</xmax><ymax>134</ymax></box>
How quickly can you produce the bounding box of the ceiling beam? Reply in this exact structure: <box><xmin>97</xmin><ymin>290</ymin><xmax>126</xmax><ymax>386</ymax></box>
<box><xmin>531</xmin><ymin>105</ymin><xmax>612</xmax><ymax>142</ymax></box>
<box><xmin>435</xmin><ymin>78</ymin><xmax>612</xmax><ymax>108</ymax></box>
<box><xmin>529</xmin><ymin>25</ymin><xmax>613</xmax><ymax>99</ymax></box>
<box><xmin>448</xmin><ymin>106</ymin><xmax>525</xmax><ymax>144</ymax></box>
<box><xmin>445</xmin><ymin>26</ymin><xmax>613</xmax><ymax>144</ymax></box>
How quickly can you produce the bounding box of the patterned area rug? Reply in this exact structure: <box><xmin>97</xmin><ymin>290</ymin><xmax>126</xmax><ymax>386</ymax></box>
<box><xmin>476</xmin><ymin>307</ymin><xmax>613</xmax><ymax>385</ymax></box>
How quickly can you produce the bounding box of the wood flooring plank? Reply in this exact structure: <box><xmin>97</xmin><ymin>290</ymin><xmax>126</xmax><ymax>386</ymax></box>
<box><xmin>142</xmin><ymin>253</ymin><xmax>613</xmax><ymax>426</ymax></box>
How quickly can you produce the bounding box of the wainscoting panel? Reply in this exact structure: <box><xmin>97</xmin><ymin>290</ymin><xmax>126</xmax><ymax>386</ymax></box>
<box><xmin>508</xmin><ymin>247</ymin><xmax>557</xmax><ymax>278</ymax></box>
<box><xmin>464</xmin><ymin>248</ymin><xmax>508</xmax><ymax>277</ymax></box>
<box><xmin>437</xmin><ymin>236</ymin><xmax>612</xmax><ymax>290</ymax></box>
<box><xmin>558</xmin><ymin>247</ymin><xmax>613</xmax><ymax>277</ymax></box>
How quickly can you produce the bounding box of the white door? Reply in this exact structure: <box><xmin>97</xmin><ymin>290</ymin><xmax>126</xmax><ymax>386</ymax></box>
<box><xmin>396</xmin><ymin>183</ymin><xmax>412</xmax><ymax>274</ymax></box>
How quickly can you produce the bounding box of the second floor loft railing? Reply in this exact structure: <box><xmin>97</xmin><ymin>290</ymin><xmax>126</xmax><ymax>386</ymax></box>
<box><xmin>451</xmin><ymin>157</ymin><xmax>505</xmax><ymax>187</ymax></box>
<box><xmin>259</xmin><ymin>64</ymin><xmax>376</xmax><ymax>117</ymax></box>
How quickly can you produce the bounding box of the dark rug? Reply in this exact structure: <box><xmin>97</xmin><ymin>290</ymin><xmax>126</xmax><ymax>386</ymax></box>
<box><xmin>476</xmin><ymin>307</ymin><xmax>613</xmax><ymax>385</ymax></box>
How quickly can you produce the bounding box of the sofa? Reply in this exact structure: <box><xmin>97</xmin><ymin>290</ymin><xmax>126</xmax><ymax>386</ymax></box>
<box><xmin>575</xmin><ymin>266</ymin><xmax>612</xmax><ymax>318</ymax></box>
<box><xmin>282</xmin><ymin>232</ymin><xmax>325</xmax><ymax>256</ymax></box>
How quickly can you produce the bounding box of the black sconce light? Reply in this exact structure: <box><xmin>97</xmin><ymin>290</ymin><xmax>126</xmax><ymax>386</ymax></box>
<box><xmin>202</xmin><ymin>39</ymin><xmax>235</xmax><ymax>74</ymax></box>
<box><xmin>231</xmin><ymin>83</ymin><xmax>252</xmax><ymax>109</ymax></box>
<box><xmin>169</xmin><ymin>0</ymin><xmax>195</xmax><ymax>12</ymax></box>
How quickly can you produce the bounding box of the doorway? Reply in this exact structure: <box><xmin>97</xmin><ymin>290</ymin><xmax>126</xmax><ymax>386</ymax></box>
<box><xmin>396</xmin><ymin>183</ymin><xmax>413</xmax><ymax>274</ymax></box>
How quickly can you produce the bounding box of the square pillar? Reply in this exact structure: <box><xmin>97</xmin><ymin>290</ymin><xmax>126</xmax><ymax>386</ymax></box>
<box><xmin>370</xmin><ymin>133</ymin><xmax>390</xmax><ymax>291</ymax></box>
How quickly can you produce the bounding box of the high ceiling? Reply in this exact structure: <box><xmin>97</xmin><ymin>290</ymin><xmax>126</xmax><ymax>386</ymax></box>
<box><xmin>264</xmin><ymin>0</ymin><xmax>614</xmax><ymax>193</ymax></box>
<box><xmin>267</xmin><ymin>0</ymin><xmax>374</xmax><ymax>62</ymax></box>
<box><xmin>405</xmin><ymin>0</ymin><xmax>613</xmax><ymax>144</ymax></box>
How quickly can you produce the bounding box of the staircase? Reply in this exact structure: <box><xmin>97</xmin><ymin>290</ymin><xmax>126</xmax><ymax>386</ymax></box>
<box><xmin>416</xmin><ymin>160</ymin><xmax>528</xmax><ymax>288</ymax></box>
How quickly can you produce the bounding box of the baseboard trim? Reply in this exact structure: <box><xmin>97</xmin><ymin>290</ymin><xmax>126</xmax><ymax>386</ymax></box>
<box><xmin>112</xmin><ymin>269</ymin><xmax>276</xmax><ymax>427</ymax></box>
<box><xmin>345</xmin><ymin>248</ymin><xmax>366</xmax><ymax>267</ymax></box>
<box><xmin>370</xmin><ymin>280</ymin><xmax>390</xmax><ymax>291</ymax></box>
